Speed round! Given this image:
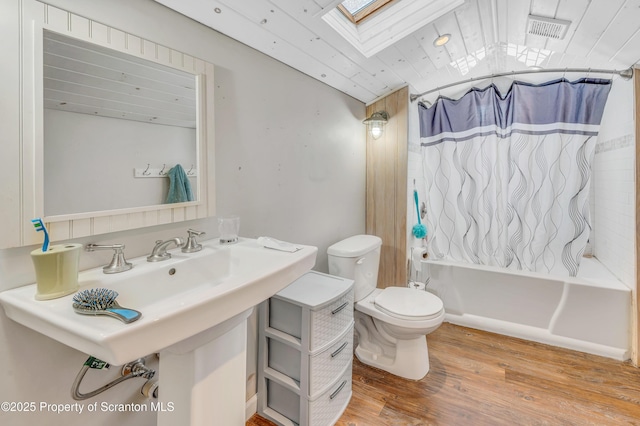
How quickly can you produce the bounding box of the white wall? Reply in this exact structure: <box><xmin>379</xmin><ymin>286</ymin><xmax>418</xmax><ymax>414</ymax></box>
<box><xmin>592</xmin><ymin>77</ymin><xmax>636</xmax><ymax>287</ymax></box>
<box><xmin>0</xmin><ymin>1</ymin><xmax>366</xmax><ymax>425</ymax></box>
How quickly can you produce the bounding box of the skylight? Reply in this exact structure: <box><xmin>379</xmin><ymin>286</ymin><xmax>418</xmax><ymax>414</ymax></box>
<box><xmin>341</xmin><ymin>0</ymin><xmax>376</xmax><ymax>14</ymax></box>
<box><xmin>324</xmin><ymin>0</ymin><xmax>465</xmax><ymax>58</ymax></box>
<box><xmin>338</xmin><ymin>0</ymin><xmax>396</xmax><ymax>24</ymax></box>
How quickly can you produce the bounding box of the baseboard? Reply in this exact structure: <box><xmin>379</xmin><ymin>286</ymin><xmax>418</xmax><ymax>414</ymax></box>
<box><xmin>245</xmin><ymin>393</ymin><xmax>258</xmax><ymax>421</ymax></box>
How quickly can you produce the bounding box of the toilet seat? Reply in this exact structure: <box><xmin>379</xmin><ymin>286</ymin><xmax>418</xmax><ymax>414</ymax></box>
<box><xmin>374</xmin><ymin>287</ymin><xmax>444</xmax><ymax>321</ymax></box>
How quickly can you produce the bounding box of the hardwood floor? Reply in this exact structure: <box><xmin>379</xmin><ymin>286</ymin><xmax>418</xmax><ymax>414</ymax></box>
<box><xmin>247</xmin><ymin>323</ymin><xmax>640</xmax><ymax>425</ymax></box>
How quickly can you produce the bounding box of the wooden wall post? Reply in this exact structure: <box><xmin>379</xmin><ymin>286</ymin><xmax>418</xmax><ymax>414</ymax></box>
<box><xmin>633</xmin><ymin>68</ymin><xmax>640</xmax><ymax>366</ymax></box>
<box><xmin>365</xmin><ymin>87</ymin><xmax>408</xmax><ymax>288</ymax></box>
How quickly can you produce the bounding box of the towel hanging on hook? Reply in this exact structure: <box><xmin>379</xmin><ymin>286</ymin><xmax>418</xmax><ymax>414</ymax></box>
<box><xmin>166</xmin><ymin>164</ymin><xmax>194</xmax><ymax>203</ymax></box>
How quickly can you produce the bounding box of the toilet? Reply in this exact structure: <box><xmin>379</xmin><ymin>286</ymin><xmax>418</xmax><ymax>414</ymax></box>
<box><xmin>327</xmin><ymin>235</ymin><xmax>444</xmax><ymax>380</ymax></box>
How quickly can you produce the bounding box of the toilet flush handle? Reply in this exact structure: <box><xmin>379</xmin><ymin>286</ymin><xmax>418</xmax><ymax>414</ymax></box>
<box><xmin>356</xmin><ymin>257</ymin><xmax>365</xmax><ymax>265</ymax></box>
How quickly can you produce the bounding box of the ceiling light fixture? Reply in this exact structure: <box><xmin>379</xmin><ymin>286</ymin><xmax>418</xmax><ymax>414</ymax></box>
<box><xmin>363</xmin><ymin>111</ymin><xmax>388</xmax><ymax>140</ymax></box>
<box><xmin>433</xmin><ymin>34</ymin><xmax>451</xmax><ymax>47</ymax></box>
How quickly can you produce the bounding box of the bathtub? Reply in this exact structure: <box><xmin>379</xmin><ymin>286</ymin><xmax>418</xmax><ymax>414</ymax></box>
<box><xmin>422</xmin><ymin>257</ymin><xmax>631</xmax><ymax>360</ymax></box>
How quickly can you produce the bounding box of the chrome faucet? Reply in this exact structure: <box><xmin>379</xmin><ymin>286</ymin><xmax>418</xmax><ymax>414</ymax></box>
<box><xmin>85</xmin><ymin>244</ymin><xmax>133</xmax><ymax>274</ymax></box>
<box><xmin>147</xmin><ymin>238</ymin><xmax>184</xmax><ymax>262</ymax></box>
<box><xmin>182</xmin><ymin>229</ymin><xmax>206</xmax><ymax>253</ymax></box>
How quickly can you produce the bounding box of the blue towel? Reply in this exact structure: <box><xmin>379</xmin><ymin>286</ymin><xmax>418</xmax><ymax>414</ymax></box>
<box><xmin>166</xmin><ymin>164</ymin><xmax>194</xmax><ymax>203</ymax></box>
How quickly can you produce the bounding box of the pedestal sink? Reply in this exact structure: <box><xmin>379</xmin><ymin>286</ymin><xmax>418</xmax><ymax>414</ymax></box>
<box><xmin>0</xmin><ymin>237</ymin><xmax>317</xmax><ymax>425</ymax></box>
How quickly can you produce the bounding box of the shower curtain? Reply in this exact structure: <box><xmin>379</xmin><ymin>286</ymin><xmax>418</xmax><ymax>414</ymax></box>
<box><xmin>418</xmin><ymin>78</ymin><xmax>611</xmax><ymax>276</ymax></box>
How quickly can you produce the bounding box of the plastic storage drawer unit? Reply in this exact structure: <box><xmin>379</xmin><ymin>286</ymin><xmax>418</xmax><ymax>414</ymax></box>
<box><xmin>258</xmin><ymin>271</ymin><xmax>354</xmax><ymax>426</ymax></box>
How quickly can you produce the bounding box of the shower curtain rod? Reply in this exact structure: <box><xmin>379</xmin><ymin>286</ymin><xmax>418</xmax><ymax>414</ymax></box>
<box><xmin>409</xmin><ymin>66</ymin><xmax>634</xmax><ymax>102</ymax></box>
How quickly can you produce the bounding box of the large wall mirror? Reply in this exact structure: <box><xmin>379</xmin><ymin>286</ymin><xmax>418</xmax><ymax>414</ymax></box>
<box><xmin>43</xmin><ymin>30</ymin><xmax>199</xmax><ymax>216</ymax></box>
<box><xmin>9</xmin><ymin>2</ymin><xmax>215</xmax><ymax>249</ymax></box>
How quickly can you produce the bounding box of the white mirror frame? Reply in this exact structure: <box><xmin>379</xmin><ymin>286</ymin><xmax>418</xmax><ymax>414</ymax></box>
<box><xmin>12</xmin><ymin>2</ymin><xmax>215</xmax><ymax>248</ymax></box>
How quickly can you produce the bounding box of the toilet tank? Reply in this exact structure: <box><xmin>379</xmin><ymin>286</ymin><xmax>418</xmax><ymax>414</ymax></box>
<box><xmin>327</xmin><ymin>235</ymin><xmax>382</xmax><ymax>302</ymax></box>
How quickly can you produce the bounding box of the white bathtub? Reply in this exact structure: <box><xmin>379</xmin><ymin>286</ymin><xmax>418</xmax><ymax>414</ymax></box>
<box><xmin>422</xmin><ymin>257</ymin><xmax>631</xmax><ymax>360</ymax></box>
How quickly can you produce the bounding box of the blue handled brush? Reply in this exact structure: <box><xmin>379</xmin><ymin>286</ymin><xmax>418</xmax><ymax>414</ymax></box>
<box><xmin>412</xmin><ymin>190</ymin><xmax>427</xmax><ymax>239</ymax></box>
<box><xmin>31</xmin><ymin>218</ymin><xmax>50</xmax><ymax>252</ymax></box>
<box><xmin>73</xmin><ymin>288</ymin><xmax>141</xmax><ymax>324</ymax></box>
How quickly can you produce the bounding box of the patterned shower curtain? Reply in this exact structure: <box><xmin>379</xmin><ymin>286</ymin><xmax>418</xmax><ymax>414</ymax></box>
<box><xmin>418</xmin><ymin>78</ymin><xmax>611</xmax><ymax>276</ymax></box>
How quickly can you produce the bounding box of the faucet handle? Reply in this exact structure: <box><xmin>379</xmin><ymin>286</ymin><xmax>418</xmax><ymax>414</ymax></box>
<box><xmin>182</xmin><ymin>229</ymin><xmax>206</xmax><ymax>253</ymax></box>
<box><xmin>85</xmin><ymin>243</ymin><xmax>133</xmax><ymax>274</ymax></box>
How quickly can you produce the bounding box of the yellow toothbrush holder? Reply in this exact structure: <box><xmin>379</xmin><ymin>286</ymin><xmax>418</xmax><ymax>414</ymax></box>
<box><xmin>31</xmin><ymin>243</ymin><xmax>82</xmax><ymax>300</ymax></box>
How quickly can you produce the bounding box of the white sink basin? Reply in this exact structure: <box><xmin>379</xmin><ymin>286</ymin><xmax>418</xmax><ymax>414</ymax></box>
<box><xmin>0</xmin><ymin>237</ymin><xmax>317</xmax><ymax>365</ymax></box>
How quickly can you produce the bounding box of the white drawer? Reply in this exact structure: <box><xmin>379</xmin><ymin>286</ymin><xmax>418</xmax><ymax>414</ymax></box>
<box><xmin>268</xmin><ymin>323</ymin><xmax>354</xmax><ymax>397</ymax></box>
<box><xmin>268</xmin><ymin>338</ymin><xmax>302</xmax><ymax>383</ymax></box>
<box><xmin>266</xmin><ymin>363</ymin><xmax>352</xmax><ymax>426</ymax></box>
<box><xmin>266</xmin><ymin>378</ymin><xmax>301</xmax><ymax>424</ymax></box>
<box><xmin>308</xmin><ymin>364</ymin><xmax>352</xmax><ymax>426</ymax></box>
<box><xmin>269</xmin><ymin>297</ymin><xmax>303</xmax><ymax>340</ymax></box>
<box><xmin>309</xmin><ymin>291</ymin><xmax>353</xmax><ymax>352</ymax></box>
<box><xmin>308</xmin><ymin>323</ymin><xmax>353</xmax><ymax>397</ymax></box>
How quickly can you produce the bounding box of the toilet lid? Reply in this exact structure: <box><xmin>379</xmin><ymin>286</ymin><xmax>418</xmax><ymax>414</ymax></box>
<box><xmin>374</xmin><ymin>287</ymin><xmax>444</xmax><ymax>320</ymax></box>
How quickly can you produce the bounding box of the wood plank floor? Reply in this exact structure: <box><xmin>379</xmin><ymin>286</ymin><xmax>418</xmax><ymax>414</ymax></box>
<box><xmin>247</xmin><ymin>323</ymin><xmax>640</xmax><ymax>425</ymax></box>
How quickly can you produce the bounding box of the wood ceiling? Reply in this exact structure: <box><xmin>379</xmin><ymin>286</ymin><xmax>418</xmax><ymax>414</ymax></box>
<box><xmin>153</xmin><ymin>0</ymin><xmax>640</xmax><ymax>104</ymax></box>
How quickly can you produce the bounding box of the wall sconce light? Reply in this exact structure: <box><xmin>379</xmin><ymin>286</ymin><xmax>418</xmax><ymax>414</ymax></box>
<box><xmin>363</xmin><ymin>111</ymin><xmax>389</xmax><ymax>140</ymax></box>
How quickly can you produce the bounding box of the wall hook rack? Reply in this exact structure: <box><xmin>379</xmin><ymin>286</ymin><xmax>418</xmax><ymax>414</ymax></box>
<box><xmin>134</xmin><ymin>165</ymin><xmax>198</xmax><ymax>178</ymax></box>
